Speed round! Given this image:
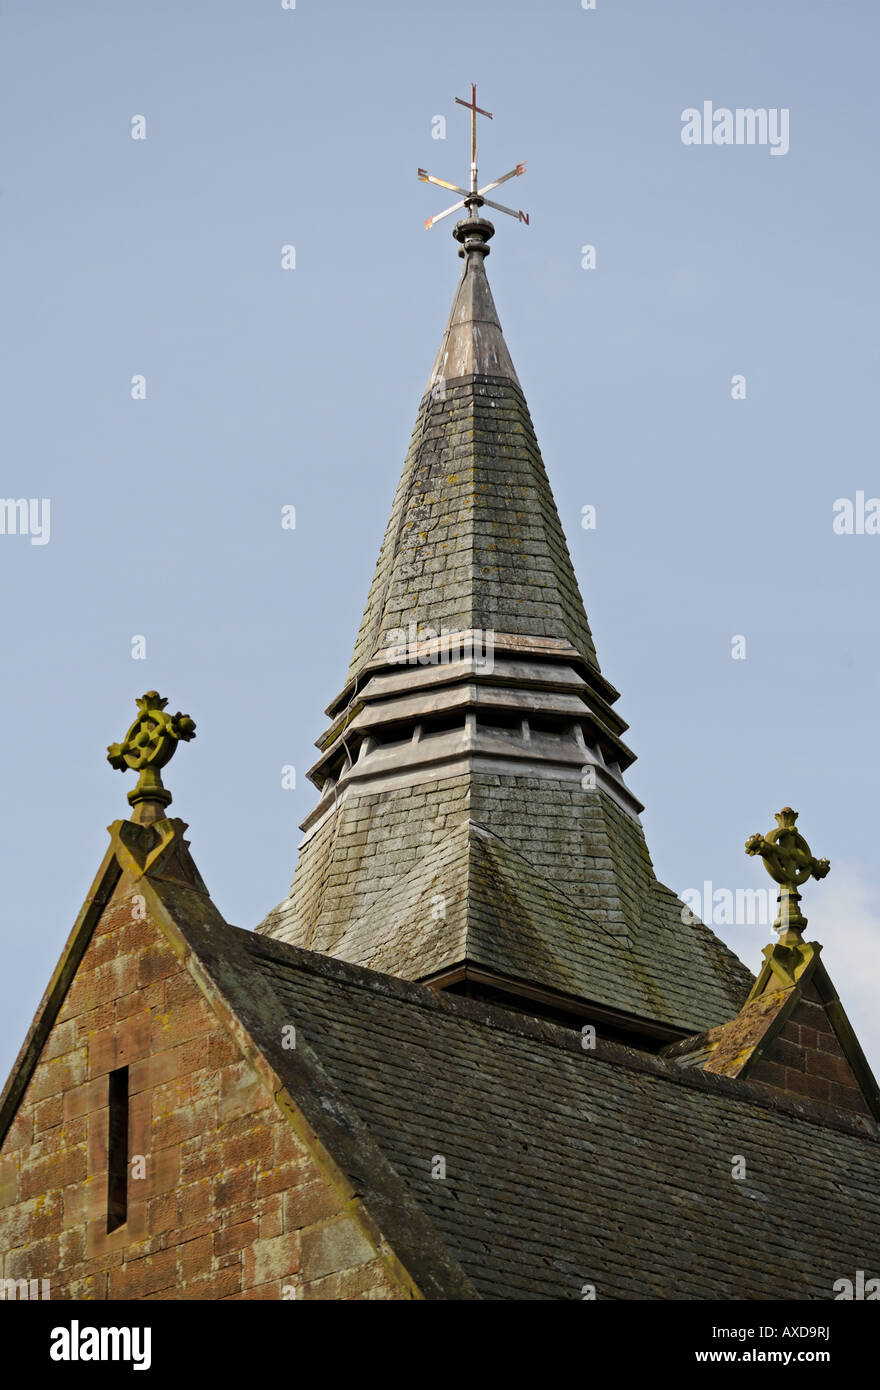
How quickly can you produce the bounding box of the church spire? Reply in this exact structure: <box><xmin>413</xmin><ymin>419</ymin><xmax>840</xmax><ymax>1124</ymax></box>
<box><xmin>342</xmin><ymin>89</ymin><xmax>598</xmax><ymax>688</ymax></box>
<box><xmin>419</xmin><ymin>86</ymin><xmax>528</xmax><ymax>390</ymax></box>
<box><xmin>257</xmin><ymin>93</ymin><xmax>754</xmax><ymax>1043</ymax></box>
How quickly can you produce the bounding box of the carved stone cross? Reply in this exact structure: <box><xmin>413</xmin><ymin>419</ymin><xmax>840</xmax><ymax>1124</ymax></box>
<box><xmin>745</xmin><ymin>807</ymin><xmax>830</xmax><ymax>942</ymax></box>
<box><xmin>107</xmin><ymin>691</ymin><xmax>196</xmax><ymax>811</ymax></box>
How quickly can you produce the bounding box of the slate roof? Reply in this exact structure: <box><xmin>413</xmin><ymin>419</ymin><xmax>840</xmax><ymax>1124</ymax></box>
<box><xmin>3</xmin><ymin>817</ymin><xmax>877</xmax><ymax>1301</ymax></box>
<box><xmin>345</xmin><ymin>255</ymin><xmax>601</xmax><ymax>684</ymax></box>
<box><xmin>260</xmin><ymin>772</ymin><xmax>754</xmax><ymax>1037</ymax></box>
<box><xmin>236</xmin><ymin>928</ymin><xmax>880</xmax><ymax>1300</ymax></box>
<box><xmin>309</xmin><ymin>818</ymin><xmax>753</xmax><ymax>1036</ymax></box>
<box><xmin>260</xmin><ymin>227</ymin><xmax>756</xmax><ymax>1037</ymax></box>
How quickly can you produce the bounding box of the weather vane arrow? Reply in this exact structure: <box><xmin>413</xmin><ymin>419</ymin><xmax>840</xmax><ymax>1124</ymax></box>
<box><xmin>418</xmin><ymin>83</ymin><xmax>529</xmax><ymax>231</ymax></box>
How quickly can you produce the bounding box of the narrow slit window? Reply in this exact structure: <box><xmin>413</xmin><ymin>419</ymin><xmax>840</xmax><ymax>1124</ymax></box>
<box><xmin>107</xmin><ymin>1065</ymin><xmax>129</xmax><ymax>1233</ymax></box>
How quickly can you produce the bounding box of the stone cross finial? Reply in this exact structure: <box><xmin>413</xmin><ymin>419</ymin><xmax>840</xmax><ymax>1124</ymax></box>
<box><xmin>107</xmin><ymin>691</ymin><xmax>196</xmax><ymax>813</ymax></box>
<box><xmin>745</xmin><ymin>807</ymin><xmax>830</xmax><ymax>943</ymax></box>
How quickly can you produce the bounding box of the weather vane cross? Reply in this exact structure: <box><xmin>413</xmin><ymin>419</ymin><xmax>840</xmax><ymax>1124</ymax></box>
<box><xmin>418</xmin><ymin>83</ymin><xmax>529</xmax><ymax>231</ymax></box>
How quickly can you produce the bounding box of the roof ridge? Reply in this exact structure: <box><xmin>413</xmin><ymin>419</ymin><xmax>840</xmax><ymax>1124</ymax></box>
<box><xmin>241</xmin><ymin>925</ymin><xmax>880</xmax><ymax>1143</ymax></box>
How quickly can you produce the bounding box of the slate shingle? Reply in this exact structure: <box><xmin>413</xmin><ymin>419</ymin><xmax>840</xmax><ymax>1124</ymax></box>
<box><xmin>239</xmin><ymin>932</ymin><xmax>880</xmax><ymax>1301</ymax></box>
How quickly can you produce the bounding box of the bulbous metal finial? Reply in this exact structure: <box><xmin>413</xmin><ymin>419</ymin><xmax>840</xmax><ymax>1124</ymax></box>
<box><xmin>453</xmin><ymin>215</ymin><xmax>495</xmax><ymax>258</ymax></box>
<box><xmin>107</xmin><ymin>691</ymin><xmax>196</xmax><ymax>811</ymax></box>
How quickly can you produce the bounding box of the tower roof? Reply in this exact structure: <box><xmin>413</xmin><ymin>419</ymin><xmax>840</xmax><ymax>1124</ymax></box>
<box><xmin>259</xmin><ymin>111</ymin><xmax>754</xmax><ymax>1040</ymax></box>
<box><xmin>346</xmin><ymin>216</ymin><xmax>601</xmax><ymax>688</ymax></box>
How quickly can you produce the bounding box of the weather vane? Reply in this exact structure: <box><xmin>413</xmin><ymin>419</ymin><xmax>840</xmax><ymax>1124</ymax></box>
<box><xmin>418</xmin><ymin>83</ymin><xmax>529</xmax><ymax>231</ymax></box>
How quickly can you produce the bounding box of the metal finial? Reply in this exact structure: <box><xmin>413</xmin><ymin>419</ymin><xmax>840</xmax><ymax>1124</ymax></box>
<box><xmin>107</xmin><ymin>691</ymin><xmax>196</xmax><ymax>812</ymax></box>
<box><xmin>417</xmin><ymin>83</ymin><xmax>529</xmax><ymax>236</ymax></box>
<box><xmin>745</xmin><ymin>808</ymin><xmax>830</xmax><ymax>943</ymax></box>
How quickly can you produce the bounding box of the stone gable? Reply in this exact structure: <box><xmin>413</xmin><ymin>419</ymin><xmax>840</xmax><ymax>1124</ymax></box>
<box><xmin>0</xmin><ymin>875</ymin><xmax>404</xmax><ymax>1300</ymax></box>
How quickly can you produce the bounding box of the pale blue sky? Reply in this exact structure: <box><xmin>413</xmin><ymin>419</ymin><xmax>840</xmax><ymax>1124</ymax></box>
<box><xmin>3</xmin><ymin>0</ymin><xmax>879</xmax><ymax>1078</ymax></box>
